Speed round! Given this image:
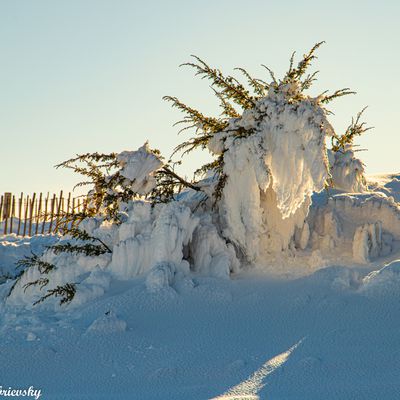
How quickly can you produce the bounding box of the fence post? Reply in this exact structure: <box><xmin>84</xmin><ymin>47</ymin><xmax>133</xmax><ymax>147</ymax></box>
<box><xmin>35</xmin><ymin>192</ymin><xmax>42</xmax><ymax>235</ymax></box>
<box><xmin>17</xmin><ymin>193</ymin><xmax>23</xmax><ymax>236</ymax></box>
<box><xmin>0</xmin><ymin>195</ymin><xmax>3</xmax><ymax>222</ymax></box>
<box><xmin>23</xmin><ymin>195</ymin><xmax>29</xmax><ymax>237</ymax></box>
<box><xmin>41</xmin><ymin>193</ymin><xmax>49</xmax><ymax>235</ymax></box>
<box><xmin>54</xmin><ymin>190</ymin><xmax>63</xmax><ymax>233</ymax></box>
<box><xmin>1</xmin><ymin>191</ymin><xmax>83</xmax><ymax>236</ymax></box>
<box><xmin>28</xmin><ymin>193</ymin><xmax>36</xmax><ymax>237</ymax></box>
<box><xmin>9</xmin><ymin>195</ymin><xmax>15</xmax><ymax>234</ymax></box>
<box><xmin>3</xmin><ymin>193</ymin><xmax>12</xmax><ymax>235</ymax></box>
<box><xmin>48</xmin><ymin>194</ymin><xmax>56</xmax><ymax>234</ymax></box>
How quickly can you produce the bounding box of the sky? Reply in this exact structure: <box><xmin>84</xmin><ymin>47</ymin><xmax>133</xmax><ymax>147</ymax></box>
<box><xmin>0</xmin><ymin>0</ymin><xmax>399</xmax><ymax>196</ymax></box>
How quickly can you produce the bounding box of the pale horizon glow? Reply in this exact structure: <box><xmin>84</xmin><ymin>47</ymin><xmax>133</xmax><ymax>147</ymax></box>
<box><xmin>1</xmin><ymin>0</ymin><xmax>399</xmax><ymax>195</ymax></box>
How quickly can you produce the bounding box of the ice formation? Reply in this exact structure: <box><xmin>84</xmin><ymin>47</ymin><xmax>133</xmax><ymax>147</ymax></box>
<box><xmin>117</xmin><ymin>142</ymin><xmax>164</xmax><ymax>195</ymax></box>
<box><xmin>328</xmin><ymin>145</ymin><xmax>367</xmax><ymax>193</ymax></box>
<box><xmin>215</xmin><ymin>84</ymin><xmax>333</xmax><ymax>261</ymax></box>
<box><xmin>309</xmin><ymin>192</ymin><xmax>400</xmax><ymax>265</ymax></box>
<box><xmin>110</xmin><ymin>201</ymin><xmax>198</xmax><ymax>279</ymax></box>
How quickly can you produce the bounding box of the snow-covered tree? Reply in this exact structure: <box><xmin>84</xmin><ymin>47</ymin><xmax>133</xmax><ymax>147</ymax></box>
<box><xmin>9</xmin><ymin>43</ymin><xmax>376</xmax><ymax>307</ymax></box>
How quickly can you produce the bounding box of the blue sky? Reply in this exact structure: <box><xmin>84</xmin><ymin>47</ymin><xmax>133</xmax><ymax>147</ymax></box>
<box><xmin>1</xmin><ymin>0</ymin><xmax>399</xmax><ymax>194</ymax></box>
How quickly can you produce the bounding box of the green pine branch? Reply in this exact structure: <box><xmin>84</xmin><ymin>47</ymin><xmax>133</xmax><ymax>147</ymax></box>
<box><xmin>33</xmin><ymin>283</ymin><xmax>77</xmax><ymax>306</ymax></box>
<box><xmin>23</xmin><ymin>278</ymin><xmax>49</xmax><ymax>292</ymax></box>
<box><xmin>16</xmin><ymin>253</ymin><xmax>56</xmax><ymax>274</ymax></box>
<box><xmin>181</xmin><ymin>55</ymin><xmax>256</xmax><ymax>109</ymax></box>
<box><xmin>50</xmin><ymin>242</ymin><xmax>110</xmax><ymax>257</ymax></box>
<box><xmin>331</xmin><ymin>107</ymin><xmax>372</xmax><ymax>152</ymax></box>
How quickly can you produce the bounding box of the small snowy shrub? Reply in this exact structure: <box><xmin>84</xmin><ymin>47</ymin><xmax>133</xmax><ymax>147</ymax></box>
<box><xmin>56</xmin><ymin>142</ymin><xmax>201</xmax><ymax>223</ymax></box>
<box><xmin>328</xmin><ymin>108</ymin><xmax>371</xmax><ymax>192</ymax></box>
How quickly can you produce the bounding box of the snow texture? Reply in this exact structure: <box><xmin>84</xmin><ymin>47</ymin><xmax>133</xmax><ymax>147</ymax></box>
<box><xmin>216</xmin><ymin>89</ymin><xmax>332</xmax><ymax>261</ymax></box>
<box><xmin>2</xmin><ymin>266</ymin><xmax>400</xmax><ymax>399</ymax></box>
<box><xmin>328</xmin><ymin>145</ymin><xmax>367</xmax><ymax>193</ymax></box>
<box><xmin>117</xmin><ymin>142</ymin><xmax>164</xmax><ymax>195</ymax></box>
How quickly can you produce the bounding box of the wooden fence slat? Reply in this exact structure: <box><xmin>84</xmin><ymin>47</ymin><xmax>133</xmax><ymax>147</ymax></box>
<box><xmin>48</xmin><ymin>194</ymin><xmax>56</xmax><ymax>234</ymax></box>
<box><xmin>83</xmin><ymin>196</ymin><xmax>88</xmax><ymax>214</ymax></box>
<box><xmin>28</xmin><ymin>193</ymin><xmax>36</xmax><ymax>237</ymax></box>
<box><xmin>1</xmin><ymin>192</ymin><xmax>84</xmax><ymax>236</ymax></box>
<box><xmin>54</xmin><ymin>190</ymin><xmax>63</xmax><ymax>233</ymax></box>
<box><xmin>3</xmin><ymin>193</ymin><xmax>12</xmax><ymax>235</ymax></box>
<box><xmin>0</xmin><ymin>195</ymin><xmax>3</xmax><ymax>221</ymax></box>
<box><xmin>41</xmin><ymin>193</ymin><xmax>49</xmax><ymax>235</ymax></box>
<box><xmin>35</xmin><ymin>192</ymin><xmax>42</xmax><ymax>235</ymax></box>
<box><xmin>66</xmin><ymin>192</ymin><xmax>71</xmax><ymax>230</ymax></box>
<box><xmin>9</xmin><ymin>195</ymin><xmax>15</xmax><ymax>235</ymax></box>
<box><xmin>34</xmin><ymin>198</ymin><xmax>38</xmax><ymax>221</ymax></box>
<box><xmin>23</xmin><ymin>195</ymin><xmax>29</xmax><ymax>237</ymax></box>
<box><xmin>17</xmin><ymin>193</ymin><xmax>23</xmax><ymax>236</ymax></box>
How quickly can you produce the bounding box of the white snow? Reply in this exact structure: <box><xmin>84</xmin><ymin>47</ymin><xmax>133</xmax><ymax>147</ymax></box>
<box><xmin>110</xmin><ymin>201</ymin><xmax>199</xmax><ymax>279</ymax></box>
<box><xmin>328</xmin><ymin>146</ymin><xmax>367</xmax><ymax>193</ymax></box>
<box><xmin>2</xmin><ymin>173</ymin><xmax>400</xmax><ymax>399</ymax></box>
<box><xmin>0</xmin><ymin>234</ymin><xmax>58</xmax><ymax>280</ymax></box>
<box><xmin>1</xmin><ymin>264</ymin><xmax>400</xmax><ymax>399</ymax></box>
<box><xmin>2</xmin><ymin>77</ymin><xmax>400</xmax><ymax>399</ymax></box>
<box><xmin>86</xmin><ymin>310</ymin><xmax>127</xmax><ymax>334</ymax></box>
<box><xmin>215</xmin><ymin>90</ymin><xmax>332</xmax><ymax>262</ymax></box>
<box><xmin>117</xmin><ymin>142</ymin><xmax>164</xmax><ymax>195</ymax></box>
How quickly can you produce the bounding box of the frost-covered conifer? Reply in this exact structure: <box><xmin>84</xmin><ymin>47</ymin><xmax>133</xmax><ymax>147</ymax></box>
<box><xmin>9</xmin><ymin>43</ymin><xmax>376</xmax><ymax>307</ymax></box>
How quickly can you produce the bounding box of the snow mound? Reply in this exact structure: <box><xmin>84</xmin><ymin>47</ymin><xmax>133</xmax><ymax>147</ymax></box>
<box><xmin>86</xmin><ymin>311</ymin><xmax>127</xmax><ymax>334</ymax></box>
<box><xmin>367</xmin><ymin>173</ymin><xmax>400</xmax><ymax>202</ymax></box>
<box><xmin>190</xmin><ymin>216</ymin><xmax>239</xmax><ymax>277</ymax></box>
<box><xmin>146</xmin><ymin>262</ymin><xmax>178</xmax><ymax>292</ymax></box>
<box><xmin>361</xmin><ymin>260</ymin><xmax>400</xmax><ymax>296</ymax></box>
<box><xmin>309</xmin><ymin>192</ymin><xmax>400</xmax><ymax>264</ymax></box>
<box><xmin>328</xmin><ymin>146</ymin><xmax>367</xmax><ymax>193</ymax></box>
<box><xmin>0</xmin><ymin>234</ymin><xmax>58</xmax><ymax>280</ymax></box>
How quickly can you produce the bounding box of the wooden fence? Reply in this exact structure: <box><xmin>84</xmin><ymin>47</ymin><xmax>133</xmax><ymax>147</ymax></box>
<box><xmin>0</xmin><ymin>191</ymin><xmax>88</xmax><ymax>237</ymax></box>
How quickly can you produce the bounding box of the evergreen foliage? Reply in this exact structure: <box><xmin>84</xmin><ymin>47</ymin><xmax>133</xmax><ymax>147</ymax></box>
<box><xmin>57</xmin><ymin>148</ymin><xmax>202</xmax><ymax>218</ymax></box>
<box><xmin>7</xmin><ymin>269</ymin><xmax>25</xmax><ymax>298</ymax></box>
<box><xmin>7</xmin><ymin>253</ymin><xmax>56</xmax><ymax>297</ymax></box>
<box><xmin>165</xmin><ymin>42</ymin><xmax>356</xmax><ymax>203</ymax></box>
<box><xmin>11</xmin><ymin>42</ymin><xmax>367</xmax><ymax>307</ymax></box>
<box><xmin>16</xmin><ymin>253</ymin><xmax>56</xmax><ymax>274</ymax></box>
<box><xmin>8</xmin><ymin>228</ymin><xmax>110</xmax><ymax>303</ymax></box>
<box><xmin>23</xmin><ymin>278</ymin><xmax>49</xmax><ymax>292</ymax></box>
<box><xmin>331</xmin><ymin>107</ymin><xmax>372</xmax><ymax>152</ymax></box>
<box><xmin>51</xmin><ymin>227</ymin><xmax>112</xmax><ymax>255</ymax></box>
<box><xmin>33</xmin><ymin>283</ymin><xmax>77</xmax><ymax>306</ymax></box>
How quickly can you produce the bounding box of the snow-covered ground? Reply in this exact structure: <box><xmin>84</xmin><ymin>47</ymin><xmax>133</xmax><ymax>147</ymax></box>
<box><xmin>1</xmin><ymin>174</ymin><xmax>400</xmax><ymax>399</ymax></box>
<box><xmin>2</xmin><ymin>69</ymin><xmax>400</xmax><ymax>398</ymax></box>
<box><xmin>1</xmin><ymin>256</ymin><xmax>400</xmax><ymax>399</ymax></box>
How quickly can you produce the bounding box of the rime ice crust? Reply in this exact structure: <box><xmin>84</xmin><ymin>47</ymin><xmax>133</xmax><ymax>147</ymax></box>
<box><xmin>117</xmin><ymin>142</ymin><xmax>164</xmax><ymax>195</ymax></box>
<box><xmin>328</xmin><ymin>146</ymin><xmax>367</xmax><ymax>193</ymax></box>
<box><xmin>216</xmin><ymin>89</ymin><xmax>332</xmax><ymax>261</ymax></box>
